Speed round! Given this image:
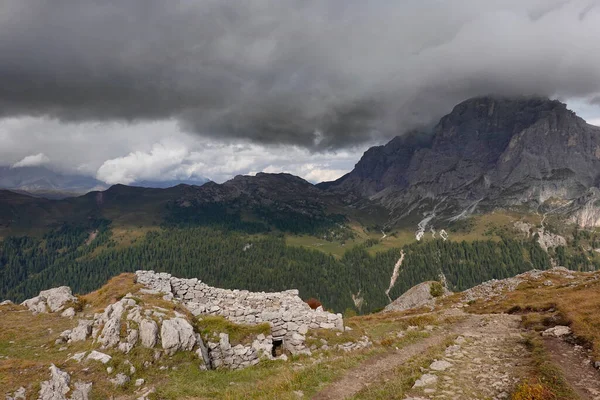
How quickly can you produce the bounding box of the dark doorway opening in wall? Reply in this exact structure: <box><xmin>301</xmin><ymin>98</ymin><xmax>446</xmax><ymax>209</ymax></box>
<box><xmin>272</xmin><ymin>339</ymin><xmax>283</xmax><ymax>357</ymax></box>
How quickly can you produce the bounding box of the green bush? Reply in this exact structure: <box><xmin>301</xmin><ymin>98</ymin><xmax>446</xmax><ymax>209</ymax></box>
<box><xmin>429</xmin><ymin>282</ymin><xmax>444</xmax><ymax>298</ymax></box>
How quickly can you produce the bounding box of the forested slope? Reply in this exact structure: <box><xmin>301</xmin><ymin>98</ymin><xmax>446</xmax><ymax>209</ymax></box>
<box><xmin>0</xmin><ymin>221</ymin><xmax>552</xmax><ymax>313</ymax></box>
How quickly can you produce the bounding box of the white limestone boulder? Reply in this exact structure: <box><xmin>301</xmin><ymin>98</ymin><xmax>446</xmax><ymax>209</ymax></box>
<box><xmin>86</xmin><ymin>350</ymin><xmax>112</xmax><ymax>364</ymax></box>
<box><xmin>140</xmin><ymin>319</ymin><xmax>159</xmax><ymax>348</ymax></box>
<box><xmin>69</xmin><ymin>320</ymin><xmax>94</xmax><ymax>342</ymax></box>
<box><xmin>542</xmin><ymin>325</ymin><xmax>572</xmax><ymax>338</ymax></box>
<box><xmin>22</xmin><ymin>287</ymin><xmax>77</xmax><ymax>314</ymax></box>
<box><xmin>161</xmin><ymin>317</ymin><xmax>196</xmax><ymax>355</ymax></box>
<box><xmin>39</xmin><ymin>364</ymin><xmax>71</xmax><ymax>400</ymax></box>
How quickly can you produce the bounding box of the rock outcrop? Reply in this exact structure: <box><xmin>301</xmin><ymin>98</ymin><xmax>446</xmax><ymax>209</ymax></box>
<box><xmin>384</xmin><ymin>281</ymin><xmax>450</xmax><ymax>312</ymax></box>
<box><xmin>39</xmin><ymin>364</ymin><xmax>71</xmax><ymax>400</ymax></box>
<box><xmin>96</xmin><ymin>300</ymin><xmax>128</xmax><ymax>348</ymax></box>
<box><xmin>22</xmin><ymin>287</ymin><xmax>76</xmax><ymax>313</ymax></box>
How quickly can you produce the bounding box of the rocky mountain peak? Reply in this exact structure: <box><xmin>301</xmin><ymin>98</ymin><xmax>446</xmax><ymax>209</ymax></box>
<box><xmin>325</xmin><ymin>96</ymin><xmax>600</xmax><ymax>225</ymax></box>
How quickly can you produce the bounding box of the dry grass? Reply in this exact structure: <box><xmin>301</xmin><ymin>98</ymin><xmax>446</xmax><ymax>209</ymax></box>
<box><xmin>509</xmin><ymin>335</ymin><xmax>578</xmax><ymax>400</ymax></box>
<box><xmin>194</xmin><ymin>316</ymin><xmax>271</xmax><ymax>346</ymax></box>
<box><xmin>80</xmin><ymin>273</ymin><xmax>142</xmax><ymax>311</ymax></box>
<box><xmin>349</xmin><ymin>312</ymin><xmax>438</xmax><ymax>342</ymax></box>
<box><xmin>0</xmin><ymin>303</ymin><xmax>81</xmax><ymax>395</ymax></box>
<box><xmin>467</xmin><ymin>270</ymin><xmax>600</xmax><ymax>359</ymax></box>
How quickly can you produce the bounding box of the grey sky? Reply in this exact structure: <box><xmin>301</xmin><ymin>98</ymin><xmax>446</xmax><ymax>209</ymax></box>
<box><xmin>1</xmin><ymin>0</ymin><xmax>600</xmax><ymax>183</ymax></box>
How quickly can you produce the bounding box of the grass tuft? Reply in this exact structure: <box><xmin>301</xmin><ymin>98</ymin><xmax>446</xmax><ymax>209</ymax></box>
<box><xmin>194</xmin><ymin>315</ymin><xmax>271</xmax><ymax>345</ymax></box>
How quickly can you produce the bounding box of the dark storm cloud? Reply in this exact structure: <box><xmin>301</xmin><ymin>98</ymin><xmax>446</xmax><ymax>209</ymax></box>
<box><xmin>2</xmin><ymin>0</ymin><xmax>600</xmax><ymax>150</ymax></box>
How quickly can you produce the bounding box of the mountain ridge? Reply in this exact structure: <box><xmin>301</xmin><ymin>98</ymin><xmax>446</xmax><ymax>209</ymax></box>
<box><xmin>324</xmin><ymin>96</ymin><xmax>600</xmax><ymax>227</ymax></box>
<box><xmin>0</xmin><ymin>166</ymin><xmax>210</xmax><ymax>199</ymax></box>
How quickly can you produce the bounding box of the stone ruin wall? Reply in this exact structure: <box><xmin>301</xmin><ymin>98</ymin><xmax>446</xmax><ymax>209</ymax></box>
<box><xmin>135</xmin><ymin>270</ymin><xmax>344</xmax><ymax>355</ymax></box>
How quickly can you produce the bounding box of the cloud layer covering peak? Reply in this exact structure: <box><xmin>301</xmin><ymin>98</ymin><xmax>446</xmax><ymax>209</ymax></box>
<box><xmin>2</xmin><ymin>0</ymin><xmax>600</xmax><ymax>151</ymax></box>
<box><xmin>11</xmin><ymin>153</ymin><xmax>50</xmax><ymax>169</ymax></box>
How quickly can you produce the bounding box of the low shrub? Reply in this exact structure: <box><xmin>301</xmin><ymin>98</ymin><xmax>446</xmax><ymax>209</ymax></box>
<box><xmin>429</xmin><ymin>282</ymin><xmax>444</xmax><ymax>298</ymax></box>
<box><xmin>306</xmin><ymin>298</ymin><xmax>322</xmax><ymax>310</ymax></box>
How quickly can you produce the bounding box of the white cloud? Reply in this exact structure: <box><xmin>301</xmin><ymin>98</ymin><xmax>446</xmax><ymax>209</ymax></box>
<box><xmin>11</xmin><ymin>153</ymin><xmax>50</xmax><ymax>168</ymax></box>
<box><xmin>588</xmin><ymin>118</ymin><xmax>600</xmax><ymax>127</ymax></box>
<box><xmin>262</xmin><ymin>163</ymin><xmax>348</xmax><ymax>183</ymax></box>
<box><xmin>95</xmin><ymin>138</ymin><xmax>361</xmax><ymax>185</ymax></box>
<box><xmin>0</xmin><ymin>115</ymin><xmax>363</xmax><ymax>185</ymax></box>
<box><xmin>303</xmin><ymin>168</ymin><xmax>347</xmax><ymax>183</ymax></box>
<box><xmin>96</xmin><ymin>141</ymin><xmax>192</xmax><ymax>185</ymax></box>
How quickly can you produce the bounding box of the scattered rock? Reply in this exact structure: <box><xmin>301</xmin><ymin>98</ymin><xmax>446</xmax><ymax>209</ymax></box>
<box><xmin>542</xmin><ymin>326</ymin><xmax>572</xmax><ymax>338</ymax></box>
<box><xmin>69</xmin><ymin>320</ymin><xmax>93</xmax><ymax>342</ymax></box>
<box><xmin>86</xmin><ymin>350</ymin><xmax>112</xmax><ymax>364</ymax></box>
<box><xmin>39</xmin><ymin>364</ymin><xmax>71</xmax><ymax>400</ymax></box>
<box><xmin>385</xmin><ymin>281</ymin><xmax>450</xmax><ymax>312</ymax></box>
<box><xmin>110</xmin><ymin>373</ymin><xmax>130</xmax><ymax>387</ymax></box>
<box><xmin>61</xmin><ymin>308</ymin><xmax>76</xmax><ymax>318</ymax></box>
<box><xmin>71</xmin><ymin>382</ymin><xmax>92</xmax><ymax>400</ymax></box>
<box><xmin>135</xmin><ymin>378</ymin><xmax>145</xmax><ymax>387</ymax></box>
<box><xmin>96</xmin><ymin>301</ymin><xmax>125</xmax><ymax>348</ymax></box>
<box><xmin>69</xmin><ymin>352</ymin><xmax>87</xmax><ymax>363</ymax></box>
<box><xmin>335</xmin><ymin>336</ymin><xmax>372</xmax><ymax>352</ymax></box>
<box><xmin>413</xmin><ymin>373</ymin><xmax>438</xmax><ymax>388</ymax></box>
<box><xmin>136</xmin><ymin>387</ymin><xmax>156</xmax><ymax>400</ymax></box>
<box><xmin>429</xmin><ymin>360</ymin><xmax>452</xmax><ymax>371</ymax></box>
<box><xmin>5</xmin><ymin>386</ymin><xmax>26</xmax><ymax>400</ymax></box>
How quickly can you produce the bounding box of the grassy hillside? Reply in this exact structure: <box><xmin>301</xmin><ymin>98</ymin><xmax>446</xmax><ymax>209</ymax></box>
<box><xmin>3</xmin><ymin>268</ymin><xmax>600</xmax><ymax>399</ymax></box>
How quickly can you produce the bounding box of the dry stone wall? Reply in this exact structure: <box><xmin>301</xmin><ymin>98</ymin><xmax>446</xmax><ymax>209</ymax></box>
<box><xmin>135</xmin><ymin>270</ymin><xmax>344</xmax><ymax>355</ymax></box>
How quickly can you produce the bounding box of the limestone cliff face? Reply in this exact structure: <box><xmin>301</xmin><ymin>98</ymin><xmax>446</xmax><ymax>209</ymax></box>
<box><xmin>326</xmin><ymin>97</ymin><xmax>600</xmax><ymax>226</ymax></box>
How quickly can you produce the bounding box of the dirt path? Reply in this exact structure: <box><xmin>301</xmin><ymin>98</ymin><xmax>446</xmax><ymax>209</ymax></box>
<box><xmin>313</xmin><ymin>310</ymin><xmax>600</xmax><ymax>400</ymax></box>
<box><xmin>403</xmin><ymin>313</ymin><xmax>531</xmax><ymax>400</ymax></box>
<box><xmin>312</xmin><ymin>333</ymin><xmax>450</xmax><ymax>400</ymax></box>
<box><xmin>313</xmin><ymin>311</ymin><xmax>531</xmax><ymax>400</ymax></box>
<box><xmin>544</xmin><ymin>337</ymin><xmax>600</xmax><ymax>400</ymax></box>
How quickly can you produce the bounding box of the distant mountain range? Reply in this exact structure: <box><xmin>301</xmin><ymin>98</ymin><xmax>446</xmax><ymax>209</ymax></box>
<box><xmin>0</xmin><ymin>166</ymin><xmax>209</xmax><ymax>199</ymax></box>
<box><xmin>0</xmin><ymin>166</ymin><xmax>108</xmax><ymax>199</ymax></box>
<box><xmin>2</xmin><ymin>96</ymin><xmax>600</xmax><ymax>233</ymax></box>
